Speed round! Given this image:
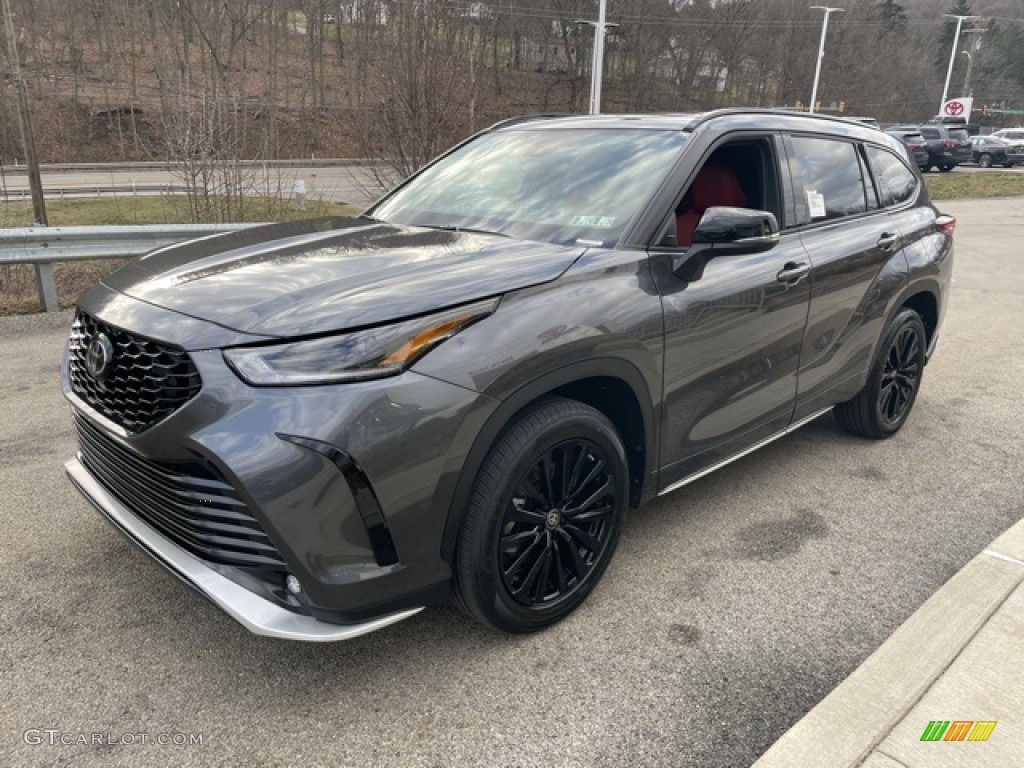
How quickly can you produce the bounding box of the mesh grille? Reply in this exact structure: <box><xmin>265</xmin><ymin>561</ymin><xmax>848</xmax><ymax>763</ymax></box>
<box><xmin>75</xmin><ymin>413</ymin><xmax>288</xmax><ymax>571</ymax></box>
<box><xmin>68</xmin><ymin>310</ymin><xmax>201</xmax><ymax>433</ymax></box>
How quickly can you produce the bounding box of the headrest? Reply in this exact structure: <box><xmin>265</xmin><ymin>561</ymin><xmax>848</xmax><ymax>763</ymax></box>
<box><xmin>690</xmin><ymin>163</ymin><xmax>747</xmax><ymax>211</ymax></box>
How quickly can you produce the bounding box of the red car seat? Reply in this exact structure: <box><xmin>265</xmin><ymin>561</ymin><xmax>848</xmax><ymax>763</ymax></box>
<box><xmin>676</xmin><ymin>163</ymin><xmax>749</xmax><ymax>246</ymax></box>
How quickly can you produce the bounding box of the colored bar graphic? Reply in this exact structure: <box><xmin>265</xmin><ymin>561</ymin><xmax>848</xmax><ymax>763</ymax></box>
<box><xmin>968</xmin><ymin>721</ymin><xmax>997</xmax><ymax>742</ymax></box>
<box><xmin>944</xmin><ymin>721</ymin><xmax>973</xmax><ymax>741</ymax></box>
<box><xmin>920</xmin><ymin>720</ymin><xmax>997</xmax><ymax>742</ymax></box>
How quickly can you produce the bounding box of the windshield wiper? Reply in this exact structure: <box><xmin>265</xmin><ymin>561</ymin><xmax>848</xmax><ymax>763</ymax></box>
<box><xmin>419</xmin><ymin>224</ymin><xmax>510</xmax><ymax>238</ymax></box>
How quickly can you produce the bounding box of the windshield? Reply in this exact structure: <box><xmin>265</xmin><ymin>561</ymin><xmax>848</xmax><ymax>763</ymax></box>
<box><xmin>370</xmin><ymin>128</ymin><xmax>688</xmax><ymax>247</ymax></box>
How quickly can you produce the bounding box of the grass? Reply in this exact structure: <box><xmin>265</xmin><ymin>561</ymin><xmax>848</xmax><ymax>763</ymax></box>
<box><xmin>0</xmin><ymin>196</ymin><xmax>359</xmax><ymax>314</ymax></box>
<box><xmin>923</xmin><ymin>170</ymin><xmax>1024</xmax><ymax>200</ymax></box>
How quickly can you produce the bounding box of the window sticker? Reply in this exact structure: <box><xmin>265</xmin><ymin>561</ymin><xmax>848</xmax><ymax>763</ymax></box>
<box><xmin>806</xmin><ymin>190</ymin><xmax>827</xmax><ymax>219</ymax></box>
<box><xmin>570</xmin><ymin>215</ymin><xmax>617</xmax><ymax>228</ymax></box>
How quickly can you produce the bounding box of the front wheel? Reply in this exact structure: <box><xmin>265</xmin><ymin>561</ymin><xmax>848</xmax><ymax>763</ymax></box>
<box><xmin>835</xmin><ymin>309</ymin><xmax>927</xmax><ymax>439</ymax></box>
<box><xmin>939</xmin><ymin>164</ymin><xmax>954</xmax><ymax>172</ymax></box>
<box><xmin>978</xmin><ymin>154</ymin><xmax>993</xmax><ymax>168</ymax></box>
<box><xmin>452</xmin><ymin>398</ymin><xmax>628</xmax><ymax>633</ymax></box>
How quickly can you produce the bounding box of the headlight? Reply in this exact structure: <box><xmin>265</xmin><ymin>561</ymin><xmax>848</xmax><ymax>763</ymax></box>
<box><xmin>223</xmin><ymin>299</ymin><xmax>498</xmax><ymax>386</ymax></box>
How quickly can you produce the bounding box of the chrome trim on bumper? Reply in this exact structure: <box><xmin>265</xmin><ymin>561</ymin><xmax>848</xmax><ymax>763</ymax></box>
<box><xmin>65</xmin><ymin>457</ymin><xmax>423</xmax><ymax>642</ymax></box>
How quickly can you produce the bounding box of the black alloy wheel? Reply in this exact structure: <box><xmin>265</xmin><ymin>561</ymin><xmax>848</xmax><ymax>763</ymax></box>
<box><xmin>453</xmin><ymin>398</ymin><xmax>628</xmax><ymax>633</ymax></box>
<box><xmin>835</xmin><ymin>308</ymin><xmax>927</xmax><ymax>439</ymax></box>
<box><xmin>499</xmin><ymin>438</ymin><xmax>615</xmax><ymax>607</ymax></box>
<box><xmin>877</xmin><ymin>324</ymin><xmax>922</xmax><ymax>426</ymax></box>
<box><xmin>978</xmin><ymin>153</ymin><xmax>993</xmax><ymax>168</ymax></box>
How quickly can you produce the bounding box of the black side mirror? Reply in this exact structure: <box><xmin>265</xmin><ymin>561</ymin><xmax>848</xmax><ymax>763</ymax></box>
<box><xmin>692</xmin><ymin>207</ymin><xmax>780</xmax><ymax>252</ymax></box>
<box><xmin>668</xmin><ymin>207</ymin><xmax>780</xmax><ymax>282</ymax></box>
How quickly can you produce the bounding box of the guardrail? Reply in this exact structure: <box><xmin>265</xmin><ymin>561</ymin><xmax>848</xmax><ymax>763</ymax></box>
<box><xmin>0</xmin><ymin>158</ymin><xmax>375</xmax><ymax>173</ymax></box>
<box><xmin>1</xmin><ymin>184</ymin><xmax>203</xmax><ymax>200</ymax></box>
<box><xmin>0</xmin><ymin>224</ymin><xmax>261</xmax><ymax>312</ymax></box>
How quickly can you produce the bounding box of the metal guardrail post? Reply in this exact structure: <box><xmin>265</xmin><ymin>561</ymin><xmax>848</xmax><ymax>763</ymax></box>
<box><xmin>35</xmin><ymin>263</ymin><xmax>59</xmax><ymax>312</ymax></box>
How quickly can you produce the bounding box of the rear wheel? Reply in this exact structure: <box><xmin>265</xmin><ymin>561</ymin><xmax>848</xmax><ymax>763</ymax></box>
<box><xmin>978</xmin><ymin>153</ymin><xmax>993</xmax><ymax>168</ymax></box>
<box><xmin>939</xmin><ymin>164</ymin><xmax>954</xmax><ymax>172</ymax></box>
<box><xmin>452</xmin><ymin>398</ymin><xmax>628</xmax><ymax>633</ymax></box>
<box><xmin>835</xmin><ymin>309</ymin><xmax>926</xmax><ymax>439</ymax></box>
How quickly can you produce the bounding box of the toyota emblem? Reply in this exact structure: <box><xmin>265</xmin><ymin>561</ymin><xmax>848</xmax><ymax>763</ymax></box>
<box><xmin>85</xmin><ymin>333</ymin><xmax>114</xmax><ymax>383</ymax></box>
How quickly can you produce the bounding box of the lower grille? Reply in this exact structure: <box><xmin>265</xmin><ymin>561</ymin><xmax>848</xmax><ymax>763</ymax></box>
<box><xmin>74</xmin><ymin>413</ymin><xmax>287</xmax><ymax>572</ymax></box>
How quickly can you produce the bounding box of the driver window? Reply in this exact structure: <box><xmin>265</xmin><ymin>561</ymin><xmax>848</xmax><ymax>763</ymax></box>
<box><xmin>673</xmin><ymin>142</ymin><xmax>775</xmax><ymax>246</ymax></box>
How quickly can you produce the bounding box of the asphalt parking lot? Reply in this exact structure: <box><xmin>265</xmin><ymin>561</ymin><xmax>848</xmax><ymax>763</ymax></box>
<box><xmin>1</xmin><ymin>197</ymin><xmax>1022</xmax><ymax>768</ymax></box>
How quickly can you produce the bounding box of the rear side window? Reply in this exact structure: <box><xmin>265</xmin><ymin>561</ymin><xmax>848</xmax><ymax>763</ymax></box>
<box><xmin>865</xmin><ymin>146</ymin><xmax>917</xmax><ymax>208</ymax></box>
<box><xmin>789</xmin><ymin>136</ymin><xmax>867</xmax><ymax>222</ymax></box>
<box><xmin>920</xmin><ymin>128</ymin><xmax>940</xmax><ymax>139</ymax></box>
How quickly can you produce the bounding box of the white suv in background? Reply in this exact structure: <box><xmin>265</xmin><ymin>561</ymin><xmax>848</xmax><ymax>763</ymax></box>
<box><xmin>991</xmin><ymin>128</ymin><xmax>1024</xmax><ymax>148</ymax></box>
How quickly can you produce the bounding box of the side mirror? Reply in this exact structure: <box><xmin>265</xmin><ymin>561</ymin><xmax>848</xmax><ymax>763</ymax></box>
<box><xmin>668</xmin><ymin>207</ymin><xmax>780</xmax><ymax>282</ymax></box>
<box><xmin>692</xmin><ymin>207</ymin><xmax>780</xmax><ymax>253</ymax></box>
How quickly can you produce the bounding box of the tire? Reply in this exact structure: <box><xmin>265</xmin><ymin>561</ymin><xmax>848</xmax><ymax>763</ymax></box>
<box><xmin>939</xmin><ymin>164</ymin><xmax>954</xmax><ymax>172</ymax></box>
<box><xmin>1004</xmin><ymin>163</ymin><xmax>1015</xmax><ymax>169</ymax></box>
<box><xmin>452</xmin><ymin>397</ymin><xmax>628</xmax><ymax>633</ymax></box>
<box><xmin>978</xmin><ymin>154</ymin><xmax>993</xmax><ymax>168</ymax></box>
<box><xmin>834</xmin><ymin>309</ymin><xmax>927</xmax><ymax>440</ymax></box>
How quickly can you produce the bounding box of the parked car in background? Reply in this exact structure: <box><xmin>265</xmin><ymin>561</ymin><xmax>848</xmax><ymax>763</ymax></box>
<box><xmin>990</xmin><ymin>128</ymin><xmax>1024</xmax><ymax>146</ymax></box>
<box><xmin>896</xmin><ymin>124</ymin><xmax>972</xmax><ymax>171</ymax></box>
<box><xmin>928</xmin><ymin>116</ymin><xmax>980</xmax><ymax>137</ymax></box>
<box><xmin>885</xmin><ymin>128</ymin><xmax>930</xmax><ymax>170</ymax></box>
<box><xmin>62</xmin><ymin>110</ymin><xmax>955</xmax><ymax>640</ymax></box>
<box><xmin>969</xmin><ymin>136</ymin><xmax>1023</xmax><ymax>168</ymax></box>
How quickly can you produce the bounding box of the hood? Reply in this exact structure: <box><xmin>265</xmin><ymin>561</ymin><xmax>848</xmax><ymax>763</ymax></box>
<box><xmin>103</xmin><ymin>217</ymin><xmax>583</xmax><ymax>338</ymax></box>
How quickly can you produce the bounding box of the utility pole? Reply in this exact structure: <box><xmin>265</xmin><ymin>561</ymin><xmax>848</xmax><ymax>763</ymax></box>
<box><xmin>575</xmin><ymin>0</ymin><xmax>618</xmax><ymax>115</ymax></box>
<box><xmin>939</xmin><ymin>14</ymin><xmax>981</xmax><ymax>114</ymax></box>
<box><xmin>809</xmin><ymin>6</ymin><xmax>844</xmax><ymax>114</ymax></box>
<box><xmin>2</xmin><ymin>0</ymin><xmax>47</xmax><ymax>225</ymax></box>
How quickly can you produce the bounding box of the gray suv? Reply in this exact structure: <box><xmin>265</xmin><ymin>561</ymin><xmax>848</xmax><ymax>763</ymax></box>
<box><xmin>63</xmin><ymin>110</ymin><xmax>955</xmax><ymax>639</ymax></box>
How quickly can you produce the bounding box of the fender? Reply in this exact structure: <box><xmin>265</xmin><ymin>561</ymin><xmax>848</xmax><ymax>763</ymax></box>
<box><xmin>436</xmin><ymin>357</ymin><xmax>659</xmax><ymax>564</ymax></box>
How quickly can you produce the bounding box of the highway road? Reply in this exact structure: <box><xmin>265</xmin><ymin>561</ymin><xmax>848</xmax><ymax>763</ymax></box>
<box><xmin>0</xmin><ymin>163</ymin><xmax>389</xmax><ymax>208</ymax></box>
<box><xmin>1</xmin><ymin>198</ymin><xmax>1022</xmax><ymax>767</ymax></box>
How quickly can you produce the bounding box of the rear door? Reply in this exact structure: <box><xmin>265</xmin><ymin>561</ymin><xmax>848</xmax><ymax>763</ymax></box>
<box><xmin>782</xmin><ymin>134</ymin><xmax>911</xmax><ymax>421</ymax></box>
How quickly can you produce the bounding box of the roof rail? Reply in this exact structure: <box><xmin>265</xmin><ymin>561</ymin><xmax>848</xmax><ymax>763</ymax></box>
<box><xmin>486</xmin><ymin>113</ymin><xmax>574</xmax><ymax>131</ymax></box>
<box><xmin>681</xmin><ymin>106</ymin><xmax>863</xmax><ymax>132</ymax></box>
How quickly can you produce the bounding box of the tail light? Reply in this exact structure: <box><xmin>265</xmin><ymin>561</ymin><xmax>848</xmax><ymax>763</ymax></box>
<box><xmin>935</xmin><ymin>214</ymin><xmax>956</xmax><ymax>236</ymax></box>
<box><xmin>943</xmin><ymin>140</ymin><xmax>956</xmax><ymax>148</ymax></box>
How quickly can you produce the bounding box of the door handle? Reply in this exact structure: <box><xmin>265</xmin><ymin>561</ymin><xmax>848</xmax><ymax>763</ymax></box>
<box><xmin>877</xmin><ymin>232</ymin><xmax>899</xmax><ymax>251</ymax></box>
<box><xmin>776</xmin><ymin>262</ymin><xmax>810</xmax><ymax>285</ymax></box>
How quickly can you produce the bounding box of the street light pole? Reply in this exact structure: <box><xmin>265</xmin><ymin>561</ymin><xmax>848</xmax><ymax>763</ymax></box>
<box><xmin>960</xmin><ymin>51</ymin><xmax>972</xmax><ymax>97</ymax></box>
<box><xmin>939</xmin><ymin>14</ymin><xmax>980</xmax><ymax>114</ymax></box>
<box><xmin>809</xmin><ymin>6</ymin><xmax>844</xmax><ymax>114</ymax></box>
<box><xmin>575</xmin><ymin>0</ymin><xmax>618</xmax><ymax>114</ymax></box>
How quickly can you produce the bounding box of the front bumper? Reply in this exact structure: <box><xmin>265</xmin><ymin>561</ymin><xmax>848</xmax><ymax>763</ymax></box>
<box><xmin>62</xmin><ymin>291</ymin><xmax>499</xmax><ymax>639</ymax></box>
<box><xmin>66</xmin><ymin>457</ymin><xmax>422</xmax><ymax>641</ymax></box>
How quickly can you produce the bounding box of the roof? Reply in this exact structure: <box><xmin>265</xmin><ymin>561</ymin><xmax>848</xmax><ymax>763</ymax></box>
<box><xmin>490</xmin><ymin>109</ymin><xmax>896</xmax><ymax>139</ymax></box>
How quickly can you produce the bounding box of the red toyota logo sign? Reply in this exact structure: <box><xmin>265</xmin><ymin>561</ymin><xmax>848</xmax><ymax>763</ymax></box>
<box><xmin>944</xmin><ymin>101</ymin><xmax>965</xmax><ymax>116</ymax></box>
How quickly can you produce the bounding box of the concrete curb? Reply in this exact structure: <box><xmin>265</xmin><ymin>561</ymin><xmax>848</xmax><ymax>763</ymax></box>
<box><xmin>753</xmin><ymin>516</ymin><xmax>1024</xmax><ymax>768</ymax></box>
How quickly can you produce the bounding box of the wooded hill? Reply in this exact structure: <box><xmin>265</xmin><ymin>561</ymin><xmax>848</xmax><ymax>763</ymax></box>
<box><xmin>2</xmin><ymin>0</ymin><xmax>1022</xmax><ymax>170</ymax></box>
